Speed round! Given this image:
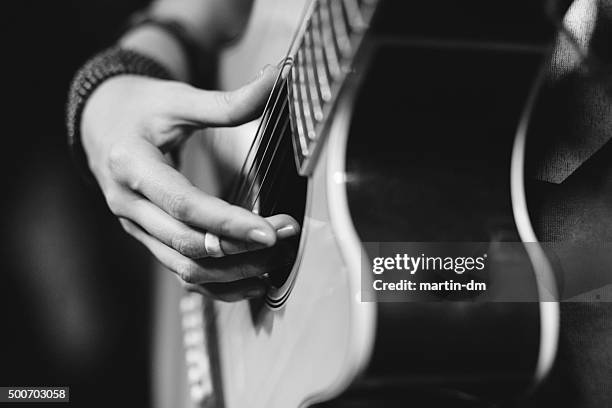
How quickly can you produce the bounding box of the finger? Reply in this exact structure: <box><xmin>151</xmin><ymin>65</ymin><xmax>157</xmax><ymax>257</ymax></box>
<box><xmin>119</xmin><ymin>185</ymin><xmax>299</xmax><ymax>259</ymax></box>
<box><xmin>122</xmin><ymin>195</ymin><xmax>209</xmax><ymax>259</ymax></box>
<box><xmin>126</xmin><ymin>195</ymin><xmax>300</xmax><ymax>258</ymax></box>
<box><xmin>184</xmin><ymin>278</ymin><xmax>268</xmax><ymax>302</ymax></box>
<box><xmin>220</xmin><ymin>214</ymin><xmax>300</xmax><ymax>255</ymax></box>
<box><xmin>194</xmin><ymin>246</ymin><xmax>294</xmax><ymax>284</ymax></box>
<box><xmin>175</xmin><ymin>64</ymin><xmax>279</xmax><ymax>126</ymax></box>
<box><xmin>266</xmin><ymin>214</ymin><xmax>300</xmax><ymax>238</ymax></box>
<box><xmin>119</xmin><ymin>218</ymin><xmax>291</xmax><ymax>284</ymax></box>
<box><xmin>119</xmin><ymin>218</ymin><xmax>213</xmax><ymax>284</ymax></box>
<box><xmin>119</xmin><ymin>142</ymin><xmax>277</xmax><ymax>246</ymax></box>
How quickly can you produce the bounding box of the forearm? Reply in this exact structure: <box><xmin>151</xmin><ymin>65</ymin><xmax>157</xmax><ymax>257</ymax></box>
<box><xmin>149</xmin><ymin>0</ymin><xmax>254</xmax><ymax>49</ymax></box>
<box><xmin>119</xmin><ymin>0</ymin><xmax>255</xmax><ymax>83</ymax></box>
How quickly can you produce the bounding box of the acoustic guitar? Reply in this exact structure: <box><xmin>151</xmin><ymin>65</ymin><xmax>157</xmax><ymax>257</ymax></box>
<box><xmin>153</xmin><ymin>1</ymin><xmax>564</xmax><ymax>407</ymax></box>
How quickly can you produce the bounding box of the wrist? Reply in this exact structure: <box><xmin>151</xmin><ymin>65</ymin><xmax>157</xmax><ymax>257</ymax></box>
<box><xmin>66</xmin><ymin>48</ymin><xmax>172</xmax><ymax>184</ymax></box>
<box><xmin>80</xmin><ymin>76</ymin><xmax>135</xmax><ymax>162</ymax></box>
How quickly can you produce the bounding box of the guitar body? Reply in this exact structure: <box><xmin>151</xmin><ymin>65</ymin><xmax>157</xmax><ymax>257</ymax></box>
<box><xmin>185</xmin><ymin>2</ymin><xmax>374</xmax><ymax>407</ymax></box>
<box><xmin>155</xmin><ymin>1</ymin><xmax>564</xmax><ymax>407</ymax></box>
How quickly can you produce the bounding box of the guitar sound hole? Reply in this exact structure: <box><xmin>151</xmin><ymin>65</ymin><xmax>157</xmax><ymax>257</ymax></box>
<box><xmin>256</xmin><ymin>121</ymin><xmax>307</xmax><ymax>289</ymax></box>
<box><xmin>268</xmin><ymin>237</ymin><xmax>301</xmax><ymax>289</ymax></box>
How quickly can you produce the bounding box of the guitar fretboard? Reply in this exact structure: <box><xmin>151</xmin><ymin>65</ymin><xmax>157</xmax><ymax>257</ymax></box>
<box><xmin>288</xmin><ymin>0</ymin><xmax>378</xmax><ymax>175</ymax></box>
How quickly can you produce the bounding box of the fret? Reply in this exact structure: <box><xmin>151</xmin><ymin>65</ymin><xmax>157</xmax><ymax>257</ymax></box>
<box><xmin>317</xmin><ymin>1</ymin><xmax>342</xmax><ymax>80</ymax></box>
<box><xmin>242</xmin><ymin>85</ymin><xmax>291</xmax><ymax>206</ymax></box>
<box><xmin>329</xmin><ymin>0</ymin><xmax>352</xmax><ymax>58</ymax></box>
<box><xmin>252</xmin><ymin>118</ymin><xmax>292</xmax><ymax>212</ymax></box>
<box><xmin>296</xmin><ymin>48</ymin><xmax>317</xmax><ymax>140</ymax></box>
<box><xmin>302</xmin><ymin>34</ymin><xmax>324</xmax><ymax>121</ymax></box>
<box><xmin>310</xmin><ymin>9</ymin><xmax>333</xmax><ymax>101</ymax></box>
<box><xmin>289</xmin><ymin>65</ymin><xmax>310</xmax><ymax>157</ymax></box>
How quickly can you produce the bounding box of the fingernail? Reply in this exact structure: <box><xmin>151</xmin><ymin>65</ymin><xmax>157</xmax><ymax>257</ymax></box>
<box><xmin>276</xmin><ymin>224</ymin><xmax>298</xmax><ymax>239</ymax></box>
<box><xmin>247</xmin><ymin>228</ymin><xmax>275</xmax><ymax>246</ymax></box>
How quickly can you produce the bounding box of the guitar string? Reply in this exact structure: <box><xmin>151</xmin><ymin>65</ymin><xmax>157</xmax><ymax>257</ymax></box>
<box><xmin>232</xmin><ymin>58</ymin><xmax>294</xmax><ymax>205</ymax></box>
<box><xmin>217</xmin><ymin>120</ymin><xmax>291</xmax><ymax>335</ymax></box>
<box><xmin>251</xmin><ymin>128</ymin><xmax>291</xmax><ymax>214</ymax></box>
<box><xmin>242</xmin><ymin>99</ymin><xmax>290</xmax><ymax>209</ymax></box>
<box><xmin>229</xmin><ymin>82</ymin><xmax>277</xmax><ymax>203</ymax></box>
<box><xmin>231</xmin><ymin>0</ymin><xmax>317</xmax><ymax>206</ymax></box>
<box><xmin>233</xmin><ymin>82</ymin><xmax>284</xmax><ymax>205</ymax></box>
<box><xmin>233</xmin><ymin>59</ymin><xmax>292</xmax><ymax>192</ymax></box>
<box><xmin>231</xmin><ymin>80</ymin><xmax>282</xmax><ymax>205</ymax></box>
<box><xmin>248</xmin><ymin>118</ymin><xmax>291</xmax><ymax>211</ymax></box>
<box><xmin>232</xmin><ymin>0</ymin><xmax>318</xmax><ymax>205</ymax></box>
<box><xmin>236</xmin><ymin>65</ymin><xmax>293</xmax><ymax>207</ymax></box>
<box><xmin>236</xmin><ymin>89</ymin><xmax>288</xmax><ymax>206</ymax></box>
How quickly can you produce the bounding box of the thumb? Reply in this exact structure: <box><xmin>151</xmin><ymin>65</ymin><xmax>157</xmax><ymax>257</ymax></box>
<box><xmin>177</xmin><ymin>64</ymin><xmax>279</xmax><ymax>127</ymax></box>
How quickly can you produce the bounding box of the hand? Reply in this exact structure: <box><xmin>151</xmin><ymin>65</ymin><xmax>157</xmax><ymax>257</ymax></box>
<box><xmin>81</xmin><ymin>65</ymin><xmax>300</xmax><ymax>301</ymax></box>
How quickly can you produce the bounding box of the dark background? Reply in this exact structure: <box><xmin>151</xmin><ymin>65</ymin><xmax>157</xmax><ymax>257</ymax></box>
<box><xmin>2</xmin><ymin>1</ymin><xmax>152</xmax><ymax>406</ymax></box>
